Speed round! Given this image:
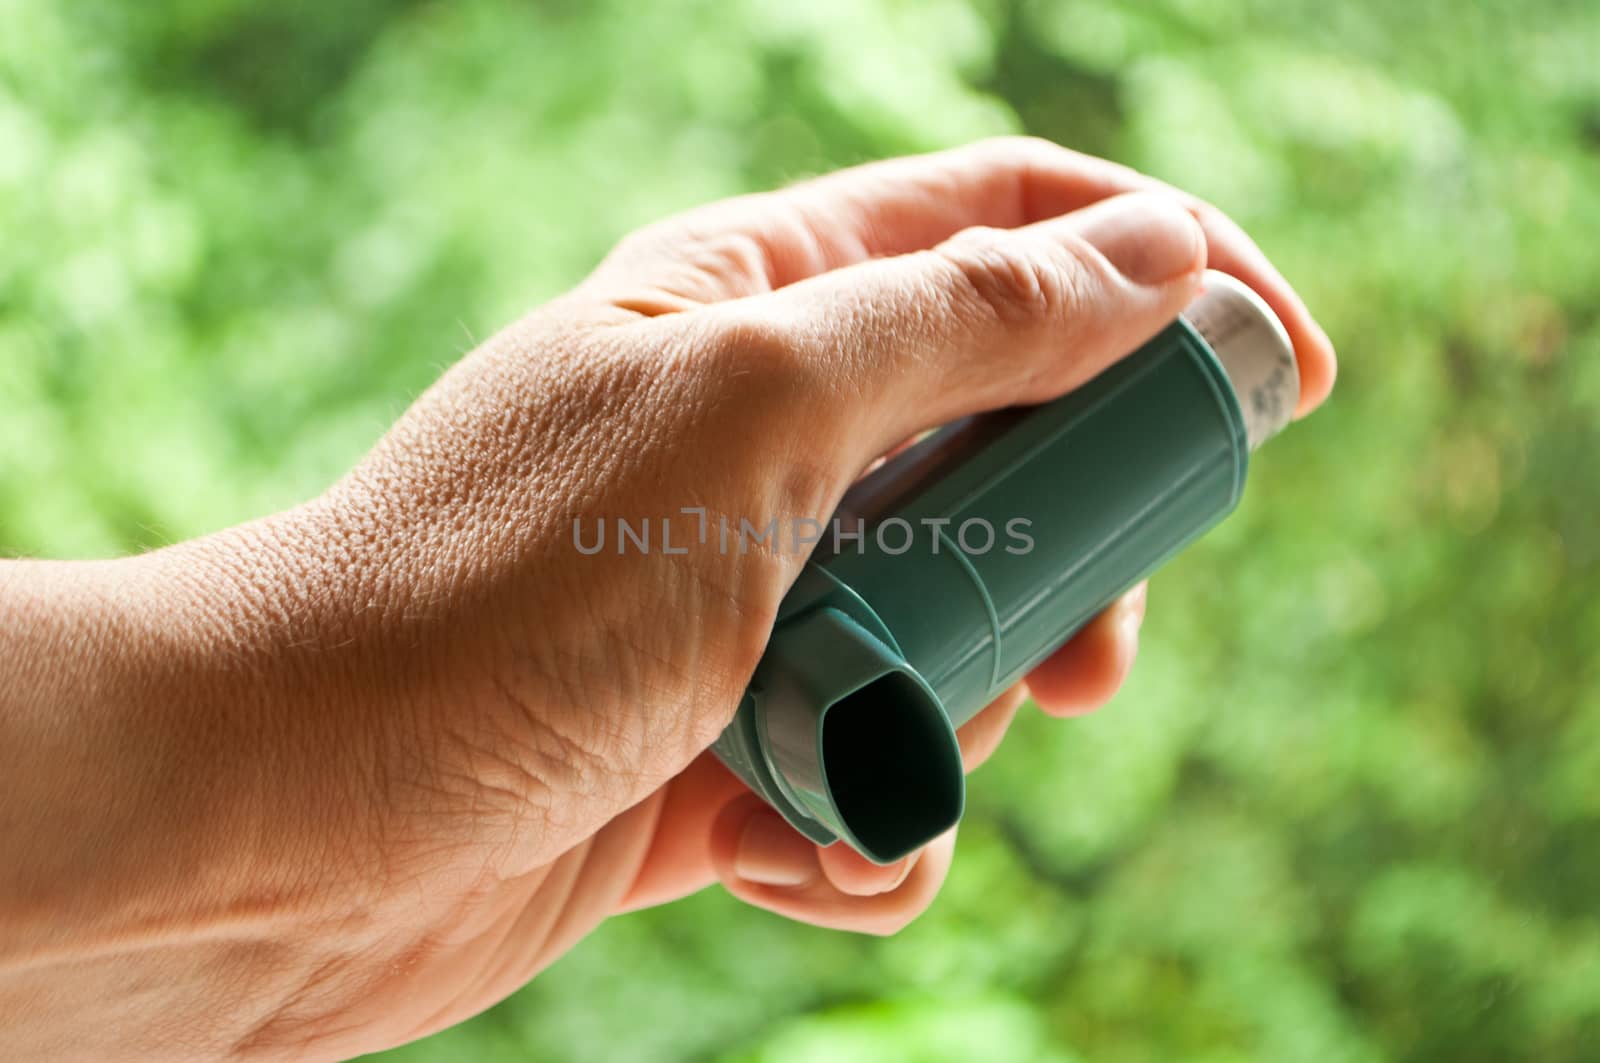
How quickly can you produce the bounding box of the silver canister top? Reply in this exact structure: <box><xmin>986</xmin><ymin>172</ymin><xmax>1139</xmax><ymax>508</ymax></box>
<box><xmin>1181</xmin><ymin>271</ymin><xmax>1300</xmax><ymax>450</ymax></box>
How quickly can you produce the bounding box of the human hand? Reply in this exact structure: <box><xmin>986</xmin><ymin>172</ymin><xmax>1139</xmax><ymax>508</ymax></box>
<box><xmin>0</xmin><ymin>137</ymin><xmax>1335</xmax><ymax>1060</ymax></box>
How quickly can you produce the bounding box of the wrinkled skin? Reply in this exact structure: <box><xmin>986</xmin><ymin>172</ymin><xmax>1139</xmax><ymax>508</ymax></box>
<box><xmin>0</xmin><ymin>138</ymin><xmax>1335</xmax><ymax>1060</ymax></box>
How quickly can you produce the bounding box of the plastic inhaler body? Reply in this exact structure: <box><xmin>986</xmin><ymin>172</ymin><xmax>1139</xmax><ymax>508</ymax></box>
<box><xmin>711</xmin><ymin>272</ymin><xmax>1300</xmax><ymax>864</ymax></box>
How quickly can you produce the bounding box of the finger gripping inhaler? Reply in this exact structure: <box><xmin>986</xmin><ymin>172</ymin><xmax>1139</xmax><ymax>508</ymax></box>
<box><xmin>712</xmin><ymin>271</ymin><xmax>1300</xmax><ymax>864</ymax></box>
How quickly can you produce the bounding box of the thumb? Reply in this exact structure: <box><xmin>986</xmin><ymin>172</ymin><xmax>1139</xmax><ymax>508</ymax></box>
<box><xmin>724</xmin><ymin>191</ymin><xmax>1205</xmax><ymax>466</ymax></box>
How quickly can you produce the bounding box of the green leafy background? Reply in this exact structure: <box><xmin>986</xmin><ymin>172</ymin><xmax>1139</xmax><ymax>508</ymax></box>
<box><xmin>4</xmin><ymin>0</ymin><xmax>1598</xmax><ymax>1059</ymax></box>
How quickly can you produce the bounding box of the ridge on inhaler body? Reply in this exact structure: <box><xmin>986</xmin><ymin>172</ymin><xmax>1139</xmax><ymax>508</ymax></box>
<box><xmin>711</xmin><ymin>271</ymin><xmax>1301</xmax><ymax>865</ymax></box>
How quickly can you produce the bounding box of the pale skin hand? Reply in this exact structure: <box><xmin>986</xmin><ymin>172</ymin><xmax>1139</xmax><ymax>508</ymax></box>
<box><xmin>0</xmin><ymin>137</ymin><xmax>1336</xmax><ymax>1061</ymax></box>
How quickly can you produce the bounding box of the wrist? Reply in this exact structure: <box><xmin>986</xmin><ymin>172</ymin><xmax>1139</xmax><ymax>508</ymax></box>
<box><xmin>0</xmin><ymin>525</ymin><xmax>406</xmax><ymax>1055</ymax></box>
<box><xmin>0</xmin><ymin>523</ymin><xmax>383</xmax><ymax>953</ymax></box>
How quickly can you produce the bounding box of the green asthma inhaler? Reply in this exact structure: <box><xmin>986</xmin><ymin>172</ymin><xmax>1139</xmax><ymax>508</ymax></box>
<box><xmin>711</xmin><ymin>271</ymin><xmax>1300</xmax><ymax>864</ymax></box>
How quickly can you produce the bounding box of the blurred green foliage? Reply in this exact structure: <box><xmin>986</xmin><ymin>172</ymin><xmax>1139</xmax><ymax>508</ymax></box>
<box><xmin>4</xmin><ymin>0</ymin><xmax>1600</xmax><ymax>1059</ymax></box>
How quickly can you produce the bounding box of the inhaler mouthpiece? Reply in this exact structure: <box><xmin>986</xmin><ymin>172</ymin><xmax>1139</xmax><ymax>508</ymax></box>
<box><xmin>712</xmin><ymin>269</ymin><xmax>1303</xmax><ymax>865</ymax></box>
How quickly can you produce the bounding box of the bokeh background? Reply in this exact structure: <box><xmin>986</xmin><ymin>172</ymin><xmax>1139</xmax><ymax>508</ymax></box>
<box><xmin>5</xmin><ymin>0</ymin><xmax>1599</xmax><ymax>1059</ymax></box>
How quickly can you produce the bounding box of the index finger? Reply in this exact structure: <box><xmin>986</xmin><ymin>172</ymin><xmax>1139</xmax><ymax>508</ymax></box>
<box><xmin>611</xmin><ymin>137</ymin><xmax>1336</xmax><ymax>414</ymax></box>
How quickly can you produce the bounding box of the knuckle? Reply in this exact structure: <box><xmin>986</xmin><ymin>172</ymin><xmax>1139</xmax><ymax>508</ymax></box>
<box><xmin>606</xmin><ymin>196</ymin><xmax>781</xmax><ymax>276</ymax></box>
<box><xmin>701</xmin><ymin>306</ymin><xmax>811</xmax><ymax>380</ymax></box>
<box><xmin>692</xmin><ymin>231</ymin><xmax>772</xmax><ymax>289</ymax></box>
<box><xmin>652</xmin><ymin>309</ymin><xmax>849</xmax><ymax>578</ymax></box>
<box><xmin>695</xmin><ymin>307</ymin><xmax>846</xmax><ymax>428</ymax></box>
<box><xmin>651</xmin><ymin>228</ymin><xmax>774</xmax><ymax>296</ymax></box>
<box><xmin>936</xmin><ymin>227</ymin><xmax>1087</xmax><ymax>334</ymax></box>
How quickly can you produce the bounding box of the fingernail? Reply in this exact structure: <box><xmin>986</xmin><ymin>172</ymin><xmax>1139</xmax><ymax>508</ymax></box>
<box><xmin>735</xmin><ymin>809</ymin><xmax>819</xmax><ymax>887</ymax></box>
<box><xmin>884</xmin><ymin>854</ymin><xmax>917</xmax><ymax>892</ymax></box>
<box><xmin>1075</xmin><ymin>193</ymin><xmax>1204</xmax><ymax>286</ymax></box>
